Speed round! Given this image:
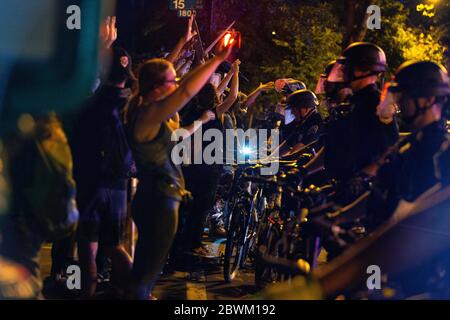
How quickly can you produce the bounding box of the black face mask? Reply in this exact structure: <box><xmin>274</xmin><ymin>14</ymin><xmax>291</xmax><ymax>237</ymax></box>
<box><xmin>300</xmin><ymin>108</ymin><xmax>316</xmax><ymax>121</ymax></box>
<box><xmin>398</xmin><ymin>94</ymin><xmax>418</xmax><ymax>128</ymax></box>
<box><xmin>400</xmin><ymin>97</ymin><xmax>435</xmax><ymax>130</ymax></box>
<box><xmin>325</xmin><ymin>82</ymin><xmax>347</xmax><ymax>103</ymax></box>
<box><xmin>401</xmin><ymin>114</ymin><xmax>416</xmax><ymax>128</ymax></box>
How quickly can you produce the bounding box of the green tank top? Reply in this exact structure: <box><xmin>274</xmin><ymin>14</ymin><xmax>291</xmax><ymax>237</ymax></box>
<box><xmin>128</xmin><ymin>118</ymin><xmax>185</xmax><ymax>201</ymax></box>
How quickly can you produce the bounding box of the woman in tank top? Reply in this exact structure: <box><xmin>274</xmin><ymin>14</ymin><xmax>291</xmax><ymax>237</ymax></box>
<box><xmin>124</xmin><ymin>42</ymin><xmax>233</xmax><ymax>299</ymax></box>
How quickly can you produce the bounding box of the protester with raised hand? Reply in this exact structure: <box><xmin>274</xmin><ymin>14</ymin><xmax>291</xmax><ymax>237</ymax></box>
<box><xmin>93</xmin><ymin>16</ymin><xmax>119</xmax><ymax>93</ymax></box>
<box><xmin>165</xmin><ymin>15</ymin><xmax>198</xmax><ymax>65</ymax></box>
<box><xmin>125</xmin><ymin>40</ymin><xmax>233</xmax><ymax>299</ymax></box>
<box><xmin>216</xmin><ymin>59</ymin><xmax>240</xmax><ymax>117</ymax></box>
<box><xmin>73</xmin><ymin>46</ymin><xmax>135</xmax><ymax>299</ymax></box>
<box><xmin>100</xmin><ymin>16</ymin><xmax>118</xmax><ymax>50</ymax></box>
<box><xmin>243</xmin><ymin>81</ymin><xmax>275</xmax><ymax>108</ymax></box>
<box><xmin>217</xmin><ymin>60</ymin><xmax>240</xmax><ymax>97</ymax></box>
<box><xmin>179</xmin><ymin>60</ymin><xmax>239</xmax><ymax>255</ymax></box>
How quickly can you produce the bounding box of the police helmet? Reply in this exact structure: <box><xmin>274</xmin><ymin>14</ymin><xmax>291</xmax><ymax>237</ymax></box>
<box><xmin>286</xmin><ymin>89</ymin><xmax>319</xmax><ymax>110</ymax></box>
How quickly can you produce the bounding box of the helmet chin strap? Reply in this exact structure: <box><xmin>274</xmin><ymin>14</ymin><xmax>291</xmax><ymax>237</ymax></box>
<box><xmin>348</xmin><ymin>71</ymin><xmax>381</xmax><ymax>84</ymax></box>
<box><xmin>403</xmin><ymin>98</ymin><xmax>434</xmax><ymax>125</ymax></box>
<box><xmin>298</xmin><ymin>107</ymin><xmax>316</xmax><ymax>123</ymax></box>
<box><xmin>328</xmin><ymin>70</ymin><xmax>381</xmax><ymax>93</ymax></box>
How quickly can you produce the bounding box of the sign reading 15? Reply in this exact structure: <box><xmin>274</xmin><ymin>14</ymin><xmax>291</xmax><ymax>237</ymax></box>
<box><xmin>172</xmin><ymin>0</ymin><xmax>186</xmax><ymax>10</ymax></box>
<box><xmin>170</xmin><ymin>0</ymin><xmax>203</xmax><ymax>10</ymax></box>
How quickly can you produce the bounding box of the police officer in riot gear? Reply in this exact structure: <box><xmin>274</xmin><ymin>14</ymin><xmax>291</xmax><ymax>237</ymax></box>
<box><xmin>315</xmin><ymin>60</ymin><xmax>352</xmax><ymax>117</ymax></box>
<box><xmin>324</xmin><ymin>42</ymin><xmax>399</xmax><ymax>182</ymax></box>
<box><xmin>367</xmin><ymin>60</ymin><xmax>450</xmax><ymax>226</ymax></box>
<box><xmin>317</xmin><ymin>61</ymin><xmax>450</xmax><ymax>299</ymax></box>
<box><xmin>279</xmin><ymin>89</ymin><xmax>323</xmax><ymax>157</ymax></box>
<box><xmin>264</xmin><ymin>79</ymin><xmax>307</xmax><ymax>128</ymax></box>
<box><xmin>259</xmin><ymin>61</ymin><xmax>450</xmax><ymax>300</ymax></box>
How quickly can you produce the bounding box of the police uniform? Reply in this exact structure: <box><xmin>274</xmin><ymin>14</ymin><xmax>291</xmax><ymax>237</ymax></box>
<box><xmin>368</xmin><ymin>121</ymin><xmax>450</xmax><ymax>225</ymax></box>
<box><xmin>281</xmin><ymin>111</ymin><xmax>323</xmax><ymax>151</ymax></box>
<box><xmin>281</xmin><ymin>89</ymin><xmax>323</xmax><ymax>156</ymax></box>
<box><xmin>324</xmin><ymin>84</ymin><xmax>399</xmax><ymax>180</ymax></box>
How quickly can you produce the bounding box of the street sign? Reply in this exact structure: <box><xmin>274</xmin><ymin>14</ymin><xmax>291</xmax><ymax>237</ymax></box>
<box><xmin>169</xmin><ymin>0</ymin><xmax>204</xmax><ymax>11</ymax></box>
<box><xmin>177</xmin><ymin>9</ymin><xmax>197</xmax><ymax>17</ymax></box>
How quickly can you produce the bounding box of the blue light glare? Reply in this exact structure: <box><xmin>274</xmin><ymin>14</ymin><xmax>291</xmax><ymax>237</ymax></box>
<box><xmin>241</xmin><ymin>146</ymin><xmax>252</xmax><ymax>155</ymax></box>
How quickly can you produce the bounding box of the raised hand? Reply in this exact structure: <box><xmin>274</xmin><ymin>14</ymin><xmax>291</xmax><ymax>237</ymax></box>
<box><xmin>100</xmin><ymin>16</ymin><xmax>117</xmax><ymax>49</ymax></box>
<box><xmin>200</xmin><ymin>110</ymin><xmax>216</xmax><ymax>123</ymax></box>
<box><xmin>183</xmin><ymin>14</ymin><xmax>198</xmax><ymax>44</ymax></box>
<box><xmin>230</xmin><ymin>59</ymin><xmax>241</xmax><ymax>73</ymax></box>
<box><xmin>215</xmin><ymin>40</ymin><xmax>235</xmax><ymax>62</ymax></box>
<box><xmin>259</xmin><ymin>81</ymin><xmax>275</xmax><ymax>92</ymax></box>
<box><xmin>377</xmin><ymin>83</ymin><xmax>398</xmax><ymax>122</ymax></box>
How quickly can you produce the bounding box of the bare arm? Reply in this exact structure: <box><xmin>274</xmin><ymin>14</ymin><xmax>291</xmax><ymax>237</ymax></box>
<box><xmin>135</xmin><ymin>48</ymin><xmax>232</xmax><ymax>141</ymax></box>
<box><xmin>244</xmin><ymin>82</ymin><xmax>275</xmax><ymax>108</ymax></box>
<box><xmin>166</xmin><ymin>15</ymin><xmax>197</xmax><ymax>64</ymax></box>
<box><xmin>217</xmin><ymin>69</ymin><xmax>235</xmax><ymax>95</ymax></box>
<box><xmin>100</xmin><ymin>16</ymin><xmax>117</xmax><ymax>50</ymax></box>
<box><xmin>178</xmin><ymin>110</ymin><xmax>216</xmax><ymax>139</ymax></box>
<box><xmin>217</xmin><ymin>59</ymin><xmax>241</xmax><ymax>95</ymax></box>
<box><xmin>174</xmin><ymin>44</ymin><xmax>194</xmax><ymax>71</ymax></box>
<box><xmin>98</xmin><ymin>16</ymin><xmax>117</xmax><ymax>84</ymax></box>
<box><xmin>216</xmin><ymin>62</ymin><xmax>240</xmax><ymax>117</ymax></box>
<box><xmin>166</xmin><ymin>38</ymin><xmax>186</xmax><ymax>64</ymax></box>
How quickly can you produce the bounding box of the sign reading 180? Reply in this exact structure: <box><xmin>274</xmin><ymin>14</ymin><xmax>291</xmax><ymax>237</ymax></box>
<box><xmin>169</xmin><ymin>0</ymin><xmax>204</xmax><ymax>10</ymax></box>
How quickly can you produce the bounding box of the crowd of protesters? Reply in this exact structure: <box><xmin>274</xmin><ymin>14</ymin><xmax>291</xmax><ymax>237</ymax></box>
<box><xmin>0</xmin><ymin>12</ymin><xmax>449</xmax><ymax>300</ymax></box>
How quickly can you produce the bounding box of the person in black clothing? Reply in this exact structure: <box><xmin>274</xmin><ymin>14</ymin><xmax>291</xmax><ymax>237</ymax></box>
<box><xmin>279</xmin><ymin>89</ymin><xmax>323</xmax><ymax>158</ymax></box>
<box><xmin>259</xmin><ymin>61</ymin><xmax>450</xmax><ymax>300</ymax></box>
<box><xmin>223</xmin><ymin>92</ymin><xmax>247</xmax><ymax>131</ymax></box>
<box><xmin>320</xmin><ymin>61</ymin><xmax>450</xmax><ymax>296</ymax></box>
<box><xmin>315</xmin><ymin>60</ymin><xmax>353</xmax><ymax>123</ymax></box>
<box><xmin>214</xmin><ymin>80</ymin><xmax>271</xmax><ymax>238</ymax></box>
<box><xmin>179</xmin><ymin>85</ymin><xmax>225</xmax><ymax>257</ymax></box>
<box><xmin>366</xmin><ymin>60</ymin><xmax>450</xmax><ymax>226</ymax></box>
<box><xmin>72</xmin><ymin>47</ymin><xmax>135</xmax><ymax>298</ymax></box>
<box><xmin>323</xmin><ymin>42</ymin><xmax>399</xmax><ymax>182</ymax></box>
<box><xmin>180</xmin><ymin>61</ymin><xmax>240</xmax><ymax>257</ymax></box>
<box><xmin>262</xmin><ymin>79</ymin><xmax>307</xmax><ymax>130</ymax></box>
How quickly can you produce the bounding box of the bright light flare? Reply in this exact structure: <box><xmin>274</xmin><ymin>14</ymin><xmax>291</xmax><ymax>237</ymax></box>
<box><xmin>223</xmin><ymin>33</ymin><xmax>234</xmax><ymax>47</ymax></box>
<box><xmin>241</xmin><ymin>146</ymin><xmax>252</xmax><ymax>155</ymax></box>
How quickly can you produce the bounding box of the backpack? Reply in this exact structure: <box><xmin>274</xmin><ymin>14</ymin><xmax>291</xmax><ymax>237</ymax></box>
<box><xmin>23</xmin><ymin>138</ymin><xmax>79</xmax><ymax>241</ymax></box>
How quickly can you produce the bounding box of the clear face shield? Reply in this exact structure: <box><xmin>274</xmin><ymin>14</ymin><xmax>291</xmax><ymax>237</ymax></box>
<box><xmin>284</xmin><ymin>107</ymin><xmax>296</xmax><ymax>125</ymax></box>
<box><xmin>327</xmin><ymin>59</ymin><xmax>348</xmax><ymax>84</ymax></box>
<box><xmin>315</xmin><ymin>76</ymin><xmax>326</xmax><ymax>95</ymax></box>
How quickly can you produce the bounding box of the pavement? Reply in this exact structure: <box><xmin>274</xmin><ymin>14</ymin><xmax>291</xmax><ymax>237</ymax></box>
<box><xmin>38</xmin><ymin>233</ymin><xmax>259</xmax><ymax>300</ymax></box>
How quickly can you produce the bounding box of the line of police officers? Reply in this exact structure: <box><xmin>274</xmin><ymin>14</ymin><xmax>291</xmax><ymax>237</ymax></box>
<box><xmin>263</xmin><ymin>41</ymin><xmax>450</xmax><ymax>299</ymax></box>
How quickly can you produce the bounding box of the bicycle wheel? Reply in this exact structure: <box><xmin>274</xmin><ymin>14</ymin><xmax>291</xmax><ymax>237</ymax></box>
<box><xmin>239</xmin><ymin>211</ymin><xmax>257</xmax><ymax>269</ymax></box>
<box><xmin>223</xmin><ymin>197</ymin><xmax>236</xmax><ymax>232</ymax></box>
<box><xmin>255</xmin><ymin>224</ymin><xmax>283</xmax><ymax>289</ymax></box>
<box><xmin>223</xmin><ymin>203</ymin><xmax>246</xmax><ymax>282</ymax></box>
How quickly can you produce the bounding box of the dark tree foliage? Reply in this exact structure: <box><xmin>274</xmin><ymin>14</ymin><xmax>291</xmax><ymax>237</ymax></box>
<box><xmin>120</xmin><ymin>0</ymin><xmax>449</xmax><ymax>90</ymax></box>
